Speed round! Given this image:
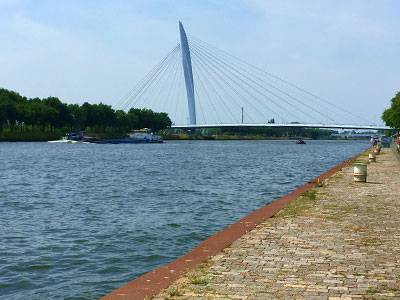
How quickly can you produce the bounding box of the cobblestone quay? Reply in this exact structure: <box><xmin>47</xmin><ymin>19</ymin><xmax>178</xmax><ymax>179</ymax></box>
<box><xmin>153</xmin><ymin>148</ymin><xmax>400</xmax><ymax>300</ymax></box>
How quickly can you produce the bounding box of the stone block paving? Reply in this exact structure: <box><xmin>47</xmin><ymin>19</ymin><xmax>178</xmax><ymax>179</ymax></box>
<box><xmin>152</xmin><ymin>149</ymin><xmax>400</xmax><ymax>300</ymax></box>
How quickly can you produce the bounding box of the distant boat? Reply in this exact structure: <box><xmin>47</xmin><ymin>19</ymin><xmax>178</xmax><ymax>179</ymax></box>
<box><xmin>127</xmin><ymin>128</ymin><xmax>163</xmax><ymax>143</ymax></box>
<box><xmin>48</xmin><ymin>129</ymin><xmax>163</xmax><ymax>144</ymax></box>
<box><xmin>48</xmin><ymin>137</ymin><xmax>79</xmax><ymax>143</ymax></box>
<box><xmin>48</xmin><ymin>131</ymin><xmax>95</xmax><ymax>143</ymax></box>
<box><xmin>296</xmin><ymin>139</ymin><xmax>306</xmax><ymax>144</ymax></box>
<box><xmin>48</xmin><ymin>131</ymin><xmax>88</xmax><ymax>143</ymax></box>
<box><xmin>102</xmin><ymin>129</ymin><xmax>163</xmax><ymax>144</ymax></box>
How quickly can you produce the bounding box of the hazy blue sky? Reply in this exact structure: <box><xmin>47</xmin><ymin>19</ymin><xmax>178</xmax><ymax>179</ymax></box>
<box><xmin>1</xmin><ymin>0</ymin><xmax>399</xmax><ymax>125</ymax></box>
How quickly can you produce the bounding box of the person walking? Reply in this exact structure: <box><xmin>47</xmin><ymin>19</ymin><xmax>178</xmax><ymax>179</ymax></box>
<box><xmin>371</xmin><ymin>136</ymin><xmax>377</xmax><ymax>149</ymax></box>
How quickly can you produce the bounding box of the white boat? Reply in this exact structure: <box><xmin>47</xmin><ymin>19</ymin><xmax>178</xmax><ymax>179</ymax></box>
<box><xmin>48</xmin><ymin>137</ymin><xmax>79</xmax><ymax>143</ymax></box>
<box><xmin>48</xmin><ymin>131</ymin><xmax>89</xmax><ymax>143</ymax></box>
<box><xmin>129</xmin><ymin>128</ymin><xmax>163</xmax><ymax>143</ymax></box>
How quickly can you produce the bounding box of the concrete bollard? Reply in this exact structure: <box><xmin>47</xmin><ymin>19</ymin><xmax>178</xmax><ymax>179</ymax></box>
<box><xmin>369</xmin><ymin>153</ymin><xmax>376</xmax><ymax>162</ymax></box>
<box><xmin>354</xmin><ymin>164</ymin><xmax>367</xmax><ymax>182</ymax></box>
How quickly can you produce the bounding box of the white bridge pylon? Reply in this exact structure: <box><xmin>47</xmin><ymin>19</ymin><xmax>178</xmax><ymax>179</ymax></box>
<box><xmin>179</xmin><ymin>22</ymin><xmax>196</xmax><ymax>125</ymax></box>
<box><xmin>115</xmin><ymin>22</ymin><xmax>386</xmax><ymax>130</ymax></box>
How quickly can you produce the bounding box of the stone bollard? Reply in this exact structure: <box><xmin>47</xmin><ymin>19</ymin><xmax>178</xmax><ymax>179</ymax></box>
<box><xmin>369</xmin><ymin>152</ymin><xmax>376</xmax><ymax>162</ymax></box>
<box><xmin>354</xmin><ymin>164</ymin><xmax>367</xmax><ymax>182</ymax></box>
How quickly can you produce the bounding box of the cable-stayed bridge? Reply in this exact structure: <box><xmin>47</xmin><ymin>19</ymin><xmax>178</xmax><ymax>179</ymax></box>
<box><xmin>115</xmin><ymin>22</ymin><xmax>389</xmax><ymax>131</ymax></box>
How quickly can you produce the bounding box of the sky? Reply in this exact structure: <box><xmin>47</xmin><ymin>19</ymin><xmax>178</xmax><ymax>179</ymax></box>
<box><xmin>0</xmin><ymin>0</ymin><xmax>399</xmax><ymax>125</ymax></box>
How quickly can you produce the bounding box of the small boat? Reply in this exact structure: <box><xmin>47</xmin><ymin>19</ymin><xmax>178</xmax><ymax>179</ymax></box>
<box><xmin>48</xmin><ymin>131</ymin><xmax>89</xmax><ymax>143</ymax></box>
<box><xmin>101</xmin><ymin>129</ymin><xmax>163</xmax><ymax>144</ymax></box>
<box><xmin>128</xmin><ymin>128</ymin><xmax>163</xmax><ymax>143</ymax></box>
<box><xmin>48</xmin><ymin>138</ymin><xmax>79</xmax><ymax>143</ymax></box>
<box><xmin>296</xmin><ymin>139</ymin><xmax>306</xmax><ymax>144</ymax></box>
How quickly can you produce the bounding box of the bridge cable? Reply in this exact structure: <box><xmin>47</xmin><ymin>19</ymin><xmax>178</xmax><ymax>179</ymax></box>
<box><xmin>190</xmin><ymin>40</ymin><xmax>302</xmax><ymax>122</ymax></box>
<box><xmin>162</xmin><ymin>50</ymin><xmax>182</xmax><ymax>113</ymax></box>
<box><xmin>192</xmin><ymin>59</ymin><xmax>239</xmax><ymax>124</ymax></box>
<box><xmin>190</xmin><ymin>44</ymin><xmax>270</xmax><ymax>123</ymax></box>
<box><xmin>190</xmin><ymin>38</ymin><xmax>337</xmax><ymax>124</ymax></box>
<box><xmin>144</xmin><ymin>48</ymin><xmax>181</xmax><ymax>111</ymax></box>
<box><xmin>190</xmin><ymin>39</ymin><xmax>325</xmax><ymax>123</ymax></box>
<box><xmin>186</xmin><ymin>45</ymin><xmax>208</xmax><ymax>124</ymax></box>
<box><xmin>114</xmin><ymin>49</ymin><xmax>174</xmax><ymax>108</ymax></box>
<box><xmin>189</xmin><ymin>35</ymin><xmax>370</xmax><ymax>124</ymax></box>
<box><xmin>192</xmin><ymin>59</ymin><xmax>223</xmax><ymax>123</ymax></box>
<box><xmin>173</xmin><ymin>60</ymin><xmax>184</xmax><ymax>124</ymax></box>
<box><xmin>120</xmin><ymin>46</ymin><xmax>179</xmax><ymax>110</ymax></box>
<box><xmin>190</xmin><ymin>44</ymin><xmax>255</xmax><ymax>124</ymax></box>
<box><xmin>190</xmin><ymin>42</ymin><xmax>241</xmax><ymax>123</ymax></box>
<box><xmin>131</xmin><ymin>46</ymin><xmax>180</xmax><ymax>110</ymax></box>
<box><xmin>190</xmin><ymin>41</ymin><xmax>299</xmax><ymax>123</ymax></box>
<box><xmin>117</xmin><ymin>44</ymin><xmax>180</xmax><ymax>111</ymax></box>
<box><xmin>121</xmin><ymin>44</ymin><xmax>180</xmax><ymax>111</ymax></box>
<box><xmin>189</xmin><ymin>36</ymin><xmax>355</xmax><ymax>122</ymax></box>
<box><xmin>192</xmin><ymin>75</ymin><xmax>208</xmax><ymax>124</ymax></box>
<box><xmin>190</xmin><ymin>43</ymin><xmax>281</xmax><ymax>123</ymax></box>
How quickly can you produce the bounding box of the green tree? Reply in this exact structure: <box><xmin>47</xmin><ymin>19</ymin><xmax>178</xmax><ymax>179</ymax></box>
<box><xmin>95</xmin><ymin>103</ymin><xmax>116</xmax><ymax>129</ymax></box>
<box><xmin>3</xmin><ymin>100</ymin><xmax>19</xmax><ymax>131</ymax></box>
<box><xmin>150</xmin><ymin>112</ymin><xmax>172</xmax><ymax>132</ymax></box>
<box><xmin>42</xmin><ymin>97</ymin><xmax>69</xmax><ymax>131</ymax></box>
<box><xmin>382</xmin><ymin>92</ymin><xmax>400</xmax><ymax>129</ymax></box>
<box><xmin>125</xmin><ymin>108</ymin><xmax>171</xmax><ymax>132</ymax></box>
<box><xmin>115</xmin><ymin>110</ymin><xmax>127</xmax><ymax>130</ymax></box>
<box><xmin>0</xmin><ymin>87</ymin><xmax>173</xmax><ymax>136</ymax></box>
<box><xmin>0</xmin><ymin>88</ymin><xmax>26</xmax><ymax>131</ymax></box>
<box><xmin>67</xmin><ymin>104</ymin><xmax>83</xmax><ymax>132</ymax></box>
<box><xmin>80</xmin><ymin>102</ymin><xmax>95</xmax><ymax>129</ymax></box>
<box><xmin>0</xmin><ymin>101</ymin><xmax>6</xmax><ymax>132</ymax></box>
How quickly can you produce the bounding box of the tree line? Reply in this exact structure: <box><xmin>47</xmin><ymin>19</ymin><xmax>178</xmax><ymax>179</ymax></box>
<box><xmin>194</xmin><ymin>126</ymin><xmax>336</xmax><ymax>139</ymax></box>
<box><xmin>0</xmin><ymin>88</ymin><xmax>172</xmax><ymax>134</ymax></box>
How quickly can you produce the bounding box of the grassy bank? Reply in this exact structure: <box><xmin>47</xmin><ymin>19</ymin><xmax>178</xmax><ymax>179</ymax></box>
<box><xmin>0</xmin><ymin>131</ymin><xmax>64</xmax><ymax>142</ymax></box>
<box><xmin>0</xmin><ymin>124</ymin><xmax>132</xmax><ymax>142</ymax></box>
<box><xmin>1</xmin><ymin>130</ymin><xmax>358</xmax><ymax>142</ymax></box>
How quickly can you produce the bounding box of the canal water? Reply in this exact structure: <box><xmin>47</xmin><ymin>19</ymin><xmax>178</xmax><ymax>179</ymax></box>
<box><xmin>0</xmin><ymin>140</ymin><xmax>368</xmax><ymax>300</ymax></box>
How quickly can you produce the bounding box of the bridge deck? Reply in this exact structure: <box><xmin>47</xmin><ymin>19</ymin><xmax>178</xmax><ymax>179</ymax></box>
<box><xmin>172</xmin><ymin>123</ymin><xmax>390</xmax><ymax>131</ymax></box>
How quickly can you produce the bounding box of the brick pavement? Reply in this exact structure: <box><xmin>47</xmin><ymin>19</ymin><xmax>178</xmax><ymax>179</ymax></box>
<box><xmin>152</xmin><ymin>148</ymin><xmax>400</xmax><ymax>300</ymax></box>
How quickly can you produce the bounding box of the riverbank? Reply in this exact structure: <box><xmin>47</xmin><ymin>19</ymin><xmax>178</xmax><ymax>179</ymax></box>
<box><xmin>0</xmin><ymin>130</ymin><xmax>367</xmax><ymax>142</ymax></box>
<box><xmin>0</xmin><ymin>131</ymin><xmax>129</xmax><ymax>142</ymax></box>
<box><xmin>0</xmin><ymin>134</ymin><xmax>361</xmax><ymax>142</ymax></box>
<box><xmin>100</xmin><ymin>146</ymin><xmax>399</xmax><ymax>300</ymax></box>
<box><xmin>146</xmin><ymin>147</ymin><xmax>400</xmax><ymax>300</ymax></box>
<box><xmin>0</xmin><ymin>132</ymin><xmax>312</xmax><ymax>142</ymax></box>
<box><xmin>104</xmin><ymin>145</ymin><xmax>400</xmax><ymax>299</ymax></box>
<box><xmin>162</xmin><ymin>134</ymin><xmax>372</xmax><ymax>141</ymax></box>
<box><xmin>0</xmin><ymin>131</ymin><xmax>63</xmax><ymax>142</ymax></box>
<box><xmin>162</xmin><ymin>134</ymin><xmax>298</xmax><ymax>140</ymax></box>
<box><xmin>162</xmin><ymin>134</ymin><xmax>363</xmax><ymax>141</ymax></box>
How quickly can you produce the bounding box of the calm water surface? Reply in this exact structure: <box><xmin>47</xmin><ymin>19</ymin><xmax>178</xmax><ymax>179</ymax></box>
<box><xmin>0</xmin><ymin>140</ymin><xmax>368</xmax><ymax>299</ymax></box>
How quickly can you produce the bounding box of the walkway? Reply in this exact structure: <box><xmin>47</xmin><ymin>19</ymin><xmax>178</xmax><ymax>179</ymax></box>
<box><xmin>152</xmin><ymin>148</ymin><xmax>400</xmax><ymax>300</ymax></box>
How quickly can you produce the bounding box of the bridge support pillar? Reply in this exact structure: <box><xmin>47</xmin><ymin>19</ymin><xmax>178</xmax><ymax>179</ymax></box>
<box><xmin>179</xmin><ymin>21</ymin><xmax>197</xmax><ymax>125</ymax></box>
